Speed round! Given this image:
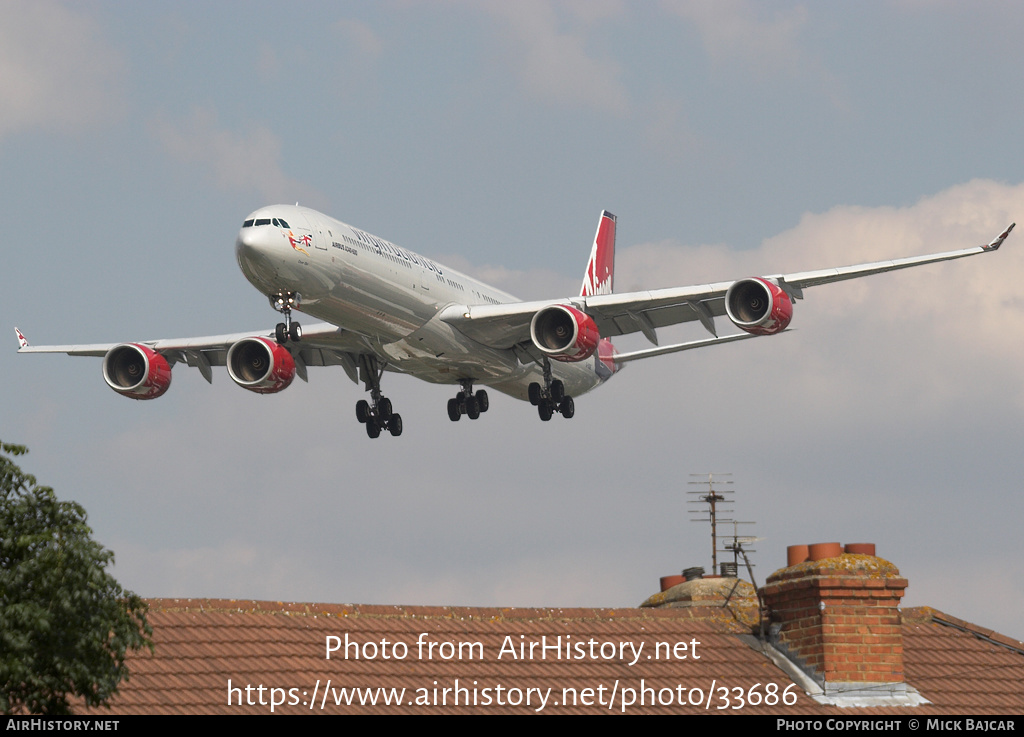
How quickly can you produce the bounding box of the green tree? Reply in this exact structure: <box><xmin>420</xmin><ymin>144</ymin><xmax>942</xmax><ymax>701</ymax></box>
<box><xmin>1</xmin><ymin>441</ymin><xmax>152</xmax><ymax>715</ymax></box>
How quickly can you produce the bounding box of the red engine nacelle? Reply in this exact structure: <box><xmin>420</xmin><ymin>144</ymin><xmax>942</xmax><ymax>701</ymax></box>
<box><xmin>725</xmin><ymin>277</ymin><xmax>794</xmax><ymax>336</ymax></box>
<box><xmin>102</xmin><ymin>344</ymin><xmax>172</xmax><ymax>400</ymax></box>
<box><xmin>226</xmin><ymin>337</ymin><xmax>296</xmax><ymax>394</ymax></box>
<box><xmin>530</xmin><ymin>304</ymin><xmax>601</xmax><ymax>362</ymax></box>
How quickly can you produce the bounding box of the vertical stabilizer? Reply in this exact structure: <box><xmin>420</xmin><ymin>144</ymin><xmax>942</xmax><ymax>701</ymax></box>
<box><xmin>580</xmin><ymin>210</ymin><xmax>616</xmax><ymax>297</ymax></box>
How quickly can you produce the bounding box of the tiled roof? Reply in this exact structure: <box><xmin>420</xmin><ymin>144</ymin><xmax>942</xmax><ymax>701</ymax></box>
<box><xmin>80</xmin><ymin>599</ymin><xmax>1024</xmax><ymax>715</ymax></box>
<box><xmin>902</xmin><ymin>608</ymin><xmax>1024</xmax><ymax>714</ymax></box>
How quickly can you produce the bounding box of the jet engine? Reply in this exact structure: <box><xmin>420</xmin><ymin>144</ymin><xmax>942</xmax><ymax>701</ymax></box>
<box><xmin>102</xmin><ymin>344</ymin><xmax>172</xmax><ymax>400</ymax></box>
<box><xmin>226</xmin><ymin>337</ymin><xmax>296</xmax><ymax>394</ymax></box>
<box><xmin>725</xmin><ymin>277</ymin><xmax>794</xmax><ymax>336</ymax></box>
<box><xmin>530</xmin><ymin>304</ymin><xmax>600</xmax><ymax>362</ymax></box>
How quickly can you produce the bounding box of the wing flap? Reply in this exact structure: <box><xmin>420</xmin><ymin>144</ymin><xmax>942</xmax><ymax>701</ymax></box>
<box><xmin>613</xmin><ymin>331</ymin><xmax>762</xmax><ymax>364</ymax></box>
<box><xmin>440</xmin><ymin>284</ymin><xmax>734</xmax><ymax>348</ymax></box>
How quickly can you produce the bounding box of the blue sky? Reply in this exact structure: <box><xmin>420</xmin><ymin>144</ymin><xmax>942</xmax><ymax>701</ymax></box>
<box><xmin>5</xmin><ymin>1</ymin><xmax>1024</xmax><ymax>644</ymax></box>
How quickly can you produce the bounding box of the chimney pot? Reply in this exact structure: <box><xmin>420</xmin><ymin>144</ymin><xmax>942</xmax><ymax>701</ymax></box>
<box><xmin>808</xmin><ymin>542</ymin><xmax>842</xmax><ymax>561</ymax></box>
<box><xmin>659</xmin><ymin>575</ymin><xmax>685</xmax><ymax>591</ymax></box>
<box><xmin>844</xmin><ymin>543</ymin><xmax>876</xmax><ymax>556</ymax></box>
<box><xmin>787</xmin><ymin>544</ymin><xmax>809</xmax><ymax>567</ymax></box>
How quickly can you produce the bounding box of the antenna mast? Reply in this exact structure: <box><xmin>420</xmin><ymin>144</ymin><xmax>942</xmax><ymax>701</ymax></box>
<box><xmin>687</xmin><ymin>473</ymin><xmax>734</xmax><ymax>575</ymax></box>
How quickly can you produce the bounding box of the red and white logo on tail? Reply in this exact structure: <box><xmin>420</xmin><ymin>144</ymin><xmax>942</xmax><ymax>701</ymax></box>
<box><xmin>580</xmin><ymin>210</ymin><xmax>616</xmax><ymax>297</ymax></box>
<box><xmin>579</xmin><ymin>212</ymin><xmax>620</xmax><ymax>378</ymax></box>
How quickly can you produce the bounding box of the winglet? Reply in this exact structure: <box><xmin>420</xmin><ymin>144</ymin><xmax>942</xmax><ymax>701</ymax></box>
<box><xmin>14</xmin><ymin>327</ymin><xmax>28</xmax><ymax>350</ymax></box>
<box><xmin>983</xmin><ymin>222</ymin><xmax>1015</xmax><ymax>251</ymax></box>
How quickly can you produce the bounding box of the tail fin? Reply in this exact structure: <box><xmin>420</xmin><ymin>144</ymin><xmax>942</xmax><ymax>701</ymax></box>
<box><xmin>580</xmin><ymin>210</ymin><xmax>616</xmax><ymax>297</ymax></box>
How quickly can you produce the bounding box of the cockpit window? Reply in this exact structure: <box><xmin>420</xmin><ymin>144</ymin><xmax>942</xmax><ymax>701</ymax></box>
<box><xmin>244</xmin><ymin>217</ymin><xmax>289</xmax><ymax>228</ymax></box>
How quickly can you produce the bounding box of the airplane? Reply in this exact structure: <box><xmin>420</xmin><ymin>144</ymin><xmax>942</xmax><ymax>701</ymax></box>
<box><xmin>15</xmin><ymin>206</ymin><xmax>1015</xmax><ymax>438</ymax></box>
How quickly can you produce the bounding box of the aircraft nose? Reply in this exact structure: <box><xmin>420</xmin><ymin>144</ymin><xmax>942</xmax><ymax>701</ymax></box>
<box><xmin>235</xmin><ymin>225</ymin><xmax>283</xmax><ymax>286</ymax></box>
<box><xmin>236</xmin><ymin>226</ymin><xmax>279</xmax><ymax>262</ymax></box>
<box><xmin>238</xmin><ymin>227</ymin><xmax>255</xmax><ymax>247</ymax></box>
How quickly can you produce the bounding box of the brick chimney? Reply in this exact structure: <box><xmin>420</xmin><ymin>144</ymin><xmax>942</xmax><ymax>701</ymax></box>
<box><xmin>760</xmin><ymin>542</ymin><xmax>909</xmax><ymax>695</ymax></box>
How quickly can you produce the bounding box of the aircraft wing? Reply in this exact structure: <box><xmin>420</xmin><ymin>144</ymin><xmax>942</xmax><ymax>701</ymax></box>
<box><xmin>440</xmin><ymin>224</ymin><xmax>1015</xmax><ymax>352</ymax></box>
<box><xmin>15</xmin><ymin>322</ymin><xmax>372</xmax><ymax>385</ymax></box>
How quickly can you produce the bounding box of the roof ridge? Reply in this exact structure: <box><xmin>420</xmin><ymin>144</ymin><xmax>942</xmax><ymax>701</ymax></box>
<box><xmin>903</xmin><ymin>605</ymin><xmax>1024</xmax><ymax>654</ymax></box>
<box><xmin>144</xmin><ymin>598</ymin><xmax>741</xmax><ymax>623</ymax></box>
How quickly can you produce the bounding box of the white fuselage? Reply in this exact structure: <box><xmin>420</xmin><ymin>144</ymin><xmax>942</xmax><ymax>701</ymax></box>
<box><xmin>234</xmin><ymin>205</ymin><xmax>611</xmax><ymax>401</ymax></box>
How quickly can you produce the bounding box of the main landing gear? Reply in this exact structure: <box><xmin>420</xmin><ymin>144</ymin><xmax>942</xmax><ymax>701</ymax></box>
<box><xmin>355</xmin><ymin>355</ymin><xmax>402</xmax><ymax>438</ymax></box>
<box><xmin>270</xmin><ymin>292</ymin><xmax>302</xmax><ymax>344</ymax></box>
<box><xmin>528</xmin><ymin>360</ymin><xmax>575</xmax><ymax>421</ymax></box>
<box><xmin>446</xmin><ymin>379</ymin><xmax>489</xmax><ymax>422</ymax></box>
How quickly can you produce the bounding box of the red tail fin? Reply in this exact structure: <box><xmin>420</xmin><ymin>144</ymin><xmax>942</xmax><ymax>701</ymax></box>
<box><xmin>580</xmin><ymin>210</ymin><xmax>616</xmax><ymax>297</ymax></box>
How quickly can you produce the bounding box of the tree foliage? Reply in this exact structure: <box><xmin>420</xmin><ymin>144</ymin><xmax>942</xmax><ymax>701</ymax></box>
<box><xmin>1</xmin><ymin>441</ymin><xmax>152</xmax><ymax>715</ymax></box>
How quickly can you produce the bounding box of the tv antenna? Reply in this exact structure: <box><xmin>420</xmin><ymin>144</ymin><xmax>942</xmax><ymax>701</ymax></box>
<box><xmin>687</xmin><ymin>473</ymin><xmax>735</xmax><ymax>575</ymax></box>
<box><xmin>723</xmin><ymin>521</ymin><xmax>763</xmax><ymax>583</ymax></box>
<box><xmin>723</xmin><ymin>521</ymin><xmax>766</xmax><ymax>638</ymax></box>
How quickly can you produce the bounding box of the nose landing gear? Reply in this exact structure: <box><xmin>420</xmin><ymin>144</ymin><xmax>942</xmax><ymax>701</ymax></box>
<box><xmin>270</xmin><ymin>292</ymin><xmax>302</xmax><ymax>344</ymax></box>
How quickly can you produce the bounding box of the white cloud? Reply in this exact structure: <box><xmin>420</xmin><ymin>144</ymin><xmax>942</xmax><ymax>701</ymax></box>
<box><xmin>478</xmin><ymin>0</ymin><xmax>629</xmax><ymax>115</ymax></box>
<box><xmin>255</xmin><ymin>42</ymin><xmax>283</xmax><ymax>84</ymax></box>
<box><xmin>439</xmin><ymin>253</ymin><xmax>577</xmax><ymax>300</ymax></box>
<box><xmin>618</xmin><ymin>178</ymin><xmax>1024</xmax><ymax>414</ymax></box>
<box><xmin>662</xmin><ymin>0</ymin><xmax>808</xmax><ymax>75</ymax></box>
<box><xmin>637</xmin><ymin>96</ymin><xmax>701</xmax><ymax>160</ymax></box>
<box><xmin>0</xmin><ymin>0</ymin><xmax>124</xmax><ymax>140</ymax></box>
<box><xmin>335</xmin><ymin>18</ymin><xmax>383</xmax><ymax>58</ymax></box>
<box><xmin>562</xmin><ymin>0</ymin><xmax>624</xmax><ymax>25</ymax></box>
<box><xmin>152</xmin><ymin>107</ymin><xmax>327</xmax><ymax>207</ymax></box>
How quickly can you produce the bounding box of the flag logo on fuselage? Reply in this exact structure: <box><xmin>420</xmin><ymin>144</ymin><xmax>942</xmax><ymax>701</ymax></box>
<box><xmin>288</xmin><ymin>231</ymin><xmax>312</xmax><ymax>256</ymax></box>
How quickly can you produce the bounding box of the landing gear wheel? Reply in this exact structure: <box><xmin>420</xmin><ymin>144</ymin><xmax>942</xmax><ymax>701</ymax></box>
<box><xmin>475</xmin><ymin>389</ymin><xmax>489</xmax><ymax>413</ymax></box>
<box><xmin>447</xmin><ymin>397</ymin><xmax>461</xmax><ymax>422</ymax></box>
<box><xmin>528</xmin><ymin>382</ymin><xmax>542</xmax><ymax>406</ymax></box>
<box><xmin>466</xmin><ymin>396</ymin><xmax>480</xmax><ymax>420</ymax></box>
<box><xmin>270</xmin><ymin>291</ymin><xmax>302</xmax><ymax>344</ymax></box>
<box><xmin>355</xmin><ymin>354</ymin><xmax>402</xmax><ymax>438</ymax></box>
<box><xmin>538</xmin><ymin>400</ymin><xmax>554</xmax><ymax>421</ymax></box>
<box><xmin>559</xmin><ymin>396</ymin><xmax>575</xmax><ymax>419</ymax></box>
<box><xmin>355</xmin><ymin>400</ymin><xmax>370</xmax><ymax>424</ymax></box>
<box><xmin>550</xmin><ymin>380</ymin><xmax>565</xmax><ymax>403</ymax></box>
